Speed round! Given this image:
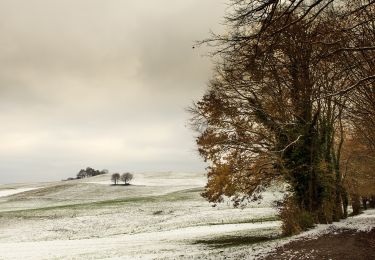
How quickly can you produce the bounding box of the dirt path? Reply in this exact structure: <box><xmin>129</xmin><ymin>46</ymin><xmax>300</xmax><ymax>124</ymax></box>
<box><xmin>264</xmin><ymin>228</ymin><xmax>375</xmax><ymax>260</ymax></box>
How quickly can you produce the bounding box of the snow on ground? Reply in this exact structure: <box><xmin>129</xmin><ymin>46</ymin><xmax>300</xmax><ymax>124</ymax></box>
<box><xmin>2</xmin><ymin>172</ymin><xmax>371</xmax><ymax>259</ymax></box>
<box><xmin>85</xmin><ymin>172</ymin><xmax>206</xmax><ymax>187</ymax></box>
<box><xmin>226</xmin><ymin>209</ymin><xmax>375</xmax><ymax>260</ymax></box>
<box><xmin>0</xmin><ymin>188</ymin><xmax>41</xmax><ymax>198</ymax></box>
<box><xmin>4</xmin><ymin>209</ymin><xmax>372</xmax><ymax>260</ymax></box>
<box><xmin>0</xmin><ymin>172</ymin><xmax>284</xmax><ymax>259</ymax></box>
<box><xmin>284</xmin><ymin>209</ymin><xmax>375</xmax><ymax>238</ymax></box>
<box><xmin>0</xmin><ymin>222</ymin><xmax>281</xmax><ymax>260</ymax></box>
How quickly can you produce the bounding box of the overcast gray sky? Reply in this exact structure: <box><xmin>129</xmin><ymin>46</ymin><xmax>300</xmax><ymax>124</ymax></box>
<box><xmin>0</xmin><ymin>0</ymin><xmax>226</xmax><ymax>183</ymax></box>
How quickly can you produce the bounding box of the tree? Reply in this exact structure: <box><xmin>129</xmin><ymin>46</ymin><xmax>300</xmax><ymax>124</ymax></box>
<box><xmin>101</xmin><ymin>169</ymin><xmax>109</xmax><ymax>175</ymax></box>
<box><xmin>191</xmin><ymin>0</ymin><xmax>374</xmax><ymax>234</ymax></box>
<box><xmin>76</xmin><ymin>167</ymin><xmax>108</xmax><ymax>179</ymax></box>
<box><xmin>111</xmin><ymin>173</ymin><xmax>120</xmax><ymax>185</ymax></box>
<box><xmin>120</xmin><ymin>172</ymin><xmax>133</xmax><ymax>185</ymax></box>
<box><xmin>77</xmin><ymin>169</ymin><xmax>87</xmax><ymax>179</ymax></box>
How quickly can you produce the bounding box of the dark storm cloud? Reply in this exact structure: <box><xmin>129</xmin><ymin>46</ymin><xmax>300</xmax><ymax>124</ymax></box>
<box><xmin>0</xmin><ymin>0</ymin><xmax>226</xmax><ymax>183</ymax></box>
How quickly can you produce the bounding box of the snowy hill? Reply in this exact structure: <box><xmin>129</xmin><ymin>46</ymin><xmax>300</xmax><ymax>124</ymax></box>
<box><xmin>0</xmin><ymin>172</ymin><xmax>282</xmax><ymax>259</ymax></box>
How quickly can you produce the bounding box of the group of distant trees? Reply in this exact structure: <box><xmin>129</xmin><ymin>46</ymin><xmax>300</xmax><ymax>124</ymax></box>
<box><xmin>65</xmin><ymin>167</ymin><xmax>134</xmax><ymax>187</ymax></box>
<box><xmin>76</xmin><ymin>167</ymin><xmax>108</xmax><ymax>179</ymax></box>
<box><xmin>111</xmin><ymin>172</ymin><xmax>134</xmax><ymax>185</ymax></box>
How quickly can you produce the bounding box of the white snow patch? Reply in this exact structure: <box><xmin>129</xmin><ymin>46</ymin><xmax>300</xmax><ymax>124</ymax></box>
<box><xmin>0</xmin><ymin>222</ymin><xmax>281</xmax><ymax>259</ymax></box>
<box><xmin>85</xmin><ymin>172</ymin><xmax>206</xmax><ymax>187</ymax></box>
<box><xmin>0</xmin><ymin>188</ymin><xmax>40</xmax><ymax>198</ymax></box>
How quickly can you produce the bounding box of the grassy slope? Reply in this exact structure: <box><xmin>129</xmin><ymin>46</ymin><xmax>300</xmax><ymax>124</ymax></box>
<box><xmin>0</xmin><ymin>172</ymin><xmax>281</xmax><ymax>260</ymax></box>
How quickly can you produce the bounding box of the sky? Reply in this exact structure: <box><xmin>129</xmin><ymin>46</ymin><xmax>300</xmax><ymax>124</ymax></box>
<box><xmin>0</xmin><ymin>0</ymin><xmax>226</xmax><ymax>183</ymax></box>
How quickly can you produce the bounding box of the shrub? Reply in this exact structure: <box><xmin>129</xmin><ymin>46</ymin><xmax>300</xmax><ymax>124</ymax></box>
<box><xmin>279</xmin><ymin>196</ymin><xmax>314</xmax><ymax>236</ymax></box>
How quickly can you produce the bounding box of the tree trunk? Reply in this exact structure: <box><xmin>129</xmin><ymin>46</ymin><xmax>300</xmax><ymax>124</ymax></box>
<box><xmin>352</xmin><ymin>194</ymin><xmax>361</xmax><ymax>215</ymax></box>
<box><xmin>341</xmin><ymin>189</ymin><xmax>349</xmax><ymax>218</ymax></box>
<box><xmin>362</xmin><ymin>197</ymin><xmax>368</xmax><ymax>210</ymax></box>
<box><xmin>370</xmin><ymin>196</ymin><xmax>375</xmax><ymax>208</ymax></box>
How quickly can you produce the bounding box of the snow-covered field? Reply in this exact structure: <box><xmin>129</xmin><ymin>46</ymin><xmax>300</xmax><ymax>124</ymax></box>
<box><xmin>0</xmin><ymin>172</ymin><xmax>284</xmax><ymax>259</ymax></box>
<box><xmin>0</xmin><ymin>172</ymin><xmax>374</xmax><ymax>259</ymax></box>
<box><xmin>0</xmin><ymin>188</ymin><xmax>41</xmax><ymax>198</ymax></box>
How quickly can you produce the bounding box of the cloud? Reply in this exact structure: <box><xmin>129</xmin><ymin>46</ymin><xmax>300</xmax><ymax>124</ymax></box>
<box><xmin>0</xmin><ymin>0</ymin><xmax>225</xmax><ymax>183</ymax></box>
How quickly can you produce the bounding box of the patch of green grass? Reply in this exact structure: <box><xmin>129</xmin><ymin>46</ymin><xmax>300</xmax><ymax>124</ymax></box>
<box><xmin>0</xmin><ymin>187</ymin><xmax>203</xmax><ymax>218</ymax></box>
<box><xmin>0</xmin><ymin>196</ymin><xmax>158</xmax><ymax>216</ymax></box>
<box><xmin>7</xmin><ymin>184</ymin><xmax>74</xmax><ymax>200</ymax></box>
<box><xmin>207</xmin><ymin>216</ymin><xmax>279</xmax><ymax>226</ymax></box>
<box><xmin>178</xmin><ymin>187</ymin><xmax>204</xmax><ymax>194</ymax></box>
<box><xmin>194</xmin><ymin>234</ymin><xmax>281</xmax><ymax>248</ymax></box>
<box><xmin>163</xmin><ymin>188</ymin><xmax>203</xmax><ymax>202</ymax></box>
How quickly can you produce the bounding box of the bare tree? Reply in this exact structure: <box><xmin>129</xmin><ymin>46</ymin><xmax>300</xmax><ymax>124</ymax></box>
<box><xmin>120</xmin><ymin>172</ymin><xmax>134</xmax><ymax>185</ymax></box>
<box><xmin>111</xmin><ymin>173</ymin><xmax>120</xmax><ymax>185</ymax></box>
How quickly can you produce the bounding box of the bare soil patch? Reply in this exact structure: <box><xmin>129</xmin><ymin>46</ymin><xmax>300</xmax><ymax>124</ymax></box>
<box><xmin>264</xmin><ymin>228</ymin><xmax>375</xmax><ymax>260</ymax></box>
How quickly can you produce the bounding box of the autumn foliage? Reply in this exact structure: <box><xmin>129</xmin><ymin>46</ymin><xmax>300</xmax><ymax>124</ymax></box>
<box><xmin>191</xmin><ymin>0</ymin><xmax>375</xmax><ymax>234</ymax></box>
